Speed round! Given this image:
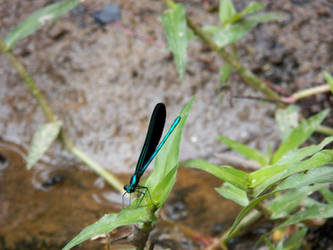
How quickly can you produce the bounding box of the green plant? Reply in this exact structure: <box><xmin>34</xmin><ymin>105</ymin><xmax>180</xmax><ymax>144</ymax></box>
<box><xmin>182</xmin><ymin>107</ymin><xmax>333</xmax><ymax>248</ymax></box>
<box><xmin>62</xmin><ymin>98</ymin><xmax>194</xmax><ymax>250</ymax></box>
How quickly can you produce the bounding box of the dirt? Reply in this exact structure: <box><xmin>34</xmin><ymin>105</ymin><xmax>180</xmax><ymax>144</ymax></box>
<box><xmin>0</xmin><ymin>0</ymin><xmax>333</xmax><ymax>249</ymax></box>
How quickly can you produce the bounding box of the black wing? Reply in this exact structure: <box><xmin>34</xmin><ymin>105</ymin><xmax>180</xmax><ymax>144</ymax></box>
<box><xmin>135</xmin><ymin>103</ymin><xmax>166</xmax><ymax>176</ymax></box>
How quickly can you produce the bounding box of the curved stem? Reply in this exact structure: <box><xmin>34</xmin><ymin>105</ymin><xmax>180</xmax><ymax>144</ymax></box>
<box><xmin>0</xmin><ymin>38</ymin><xmax>124</xmax><ymax>193</ymax></box>
<box><xmin>184</xmin><ymin>10</ymin><xmax>283</xmax><ymax>105</ymax></box>
<box><xmin>292</xmin><ymin>85</ymin><xmax>330</xmax><ymax>101</ymax></box>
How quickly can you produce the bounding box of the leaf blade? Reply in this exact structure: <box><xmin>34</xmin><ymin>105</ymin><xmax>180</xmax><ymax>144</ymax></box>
<box><xmin>26</xmin><ymin>121</ymin><xmax>62</xmax><ymax>169</ymax></box>
<box><xmin>162</xmin><ymin>4</ymin><xmax>187</xmax><ymax>83</ymax></box>
<box><xmin>4</xmin><ymin>0</ymin><xmax>81</xmax><ymax>49</ymax></box>
<box><xmin>62</xmin><ymin>207</ymin><xmax>152</xmax><ymax>250</ymax></box>
<box><xmin>218</xmin><ymin>135</ymin><xmax>267</xmax><ymax>166</ymax></box>
<box><xmin>181</xmin><ymin>158</ymin><xmax>248</xmax><ymax>190</ymax></box>
<box><xmin>271</xmin><ymin>109</ymin><xmax>329</xmax><ymax>164</ymax></box>
<box><xmin>215</xmin><ymin>182</ymin><xmax>249</xmax><ymax>206</ymax></box>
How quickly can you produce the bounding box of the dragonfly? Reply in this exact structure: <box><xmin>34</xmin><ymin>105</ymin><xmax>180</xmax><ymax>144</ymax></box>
<box><xmin>123</xmin><ymin>103</ymin><xmax>181</xmax><ymax>201</ymax></box>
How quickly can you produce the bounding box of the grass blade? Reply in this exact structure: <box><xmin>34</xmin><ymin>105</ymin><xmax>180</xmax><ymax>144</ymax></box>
<box><xmin>4</xmin><ymin>0</ymin><xmax>81</xmax><ymax>49</ymax></box>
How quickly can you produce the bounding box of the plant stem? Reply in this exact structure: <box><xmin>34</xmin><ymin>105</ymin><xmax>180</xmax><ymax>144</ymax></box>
<box><xmin>0</xmin><ymin>40</ymin><xmax>55</xmax><ymax>121</ymax></box>
<box><xmin>0</xmin><ymin>38</ymin><xmax>124</xmax><ymax>193</ymax></box>
<box><xmin>181</xmin><ymin>9</ymin><xmax>284</xmax><ymax>105</ymax></box>
<box><xmin>316</xmin><ymin>125</ymin><xmax>333</xmax><ymax>136</ymax></box>
<box><xmin>71</xmin><ymin>146</ymin><xmax>124</xmax><ymax>192</ymax></box>
<box><xmin>163</xmin><ymin>1</ymin><xmax>333</xmax><ymax>136</ymax></box>
<box><xmin>291</xmin><ymin>85</ymin><xmax>330</xmax><ymax>101</ymax></box>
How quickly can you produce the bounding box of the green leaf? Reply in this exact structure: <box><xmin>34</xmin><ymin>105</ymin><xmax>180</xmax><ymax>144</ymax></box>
<box><xmin>4</xmin><ymin>0</ymin><xmax>81</xmax><ymax>49</ymax></box>
<box><xmin>62</xmin><ymin>207</ymin><xmax>153</xmax><ymax>250</ymax></box>
<box><xmin>262</xmin><ymin>236</ymin><xmax>275</xmax><ymax>250</ymax></box>
<box><xmin>227</xmin><ymin>191</ymin><xmax>275</xmax><ymax>238</ymax></box>
<box><xmin>323</xmin><ymin>71</ymin><xmax>333</xmax><ymax>94</ymax></box>
<box><xmin>278</xmin><ymin>203</ymin><xmax>333</xmax><ymax>229</ymax></box>
<box><xmin>162</xmin><ymin>4</ymin><xmax>187</xmax><ymax>83</ymax></box>
<box><xmin>251</xmin><ymin>149</ymin><xmax>333</xmax><ymax>197</ymax></box>
<box><xmin>276</xmin><ymin>167</ymin><xmax>333</xmax><ymax>191</ymax></box>
<box><xmin>215</xmin><ymin>182</ymin><xmax>249</xmax><ymax>206</ymax></box>
<box><xmin>144</xmin><ymin>97</ymin><xmax>194</xmax><ymax>205</ymax></box>
<box><xmin>268</xmin><ymin>185</ymin><xmax>322</xmax><ymax>219</ymax></box>
<box><xmin>186</xmin><ymin>28</ymin><xmax>197</xmax><ymax>40</ymax></box>
<box><xmin>181</xmin><ymin>158</ymin><xmax>248</xmax><ymax>190</ymax></box>
<box><xmin>151</xmin><ymin>167</ymin><xmax>178</xmax><ymax>206</ymax></box>
<box><xmin>303</xmin><ymin>197</ymin><xmax>322</xmax><ymax>207</ymax></box>
<box><xmin>202</xmin><ymin>25</ymin><xmax>220</xmax><ymax>34</ymax></box>
<box><xmin>284</xmin><ymin>227</ymin><xmax>307</xmax><ymax>250</ymax></box>
<box><xmin>275</xmin><ymin>106</ymin><xmax>299</xmax><ymax>142</ymax></box>
<box><xmin>218</xmin><ymin>135</ymin><xmax>267</xmax><ymax>166</ymax></box>
<box><xmin>219</xmin><ymin>0</ymin><xmax>236</xmax><ymax>26</ymax></box>
<box><xmin>319</xmin><ymin>187</ymin><xmax>333</xmax><ymax>204</ymax></box>
<box><xmin>26</xmin><ymin>121</ymin><xmax>62</xmax><ymax>169</ymax></box>
<box><xmin>219</xmin><ymin>64</ymin><xmax>232</xmax><ymax>84</ymax></box>
<box><xmin>223</xmin><ymin>2</ymin><xmax>265</xmax><ymax>25</ymax></box>
<box><xmin>277</xmin><ymin>136</ymin><xmax>333</xmax><ymax>165</ymax></box>
<box><xmin>213</xmin><ymin>13</ymin><xmax>282</xmax><ymax>48</ymax></box>
<box><xmin>239</xmin><ymin>2</ymin><xmax>265</xmax><ymax>16</ymax></box>
<box><xmin>271</xmin><ymin>109</ymin><xmax>329</xmax><ymax>164</ymax></box>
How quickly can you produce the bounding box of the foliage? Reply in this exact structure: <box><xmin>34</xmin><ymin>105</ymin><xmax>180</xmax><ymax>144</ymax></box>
<box><xmin>324</xmin><ymin>71</ymin><xmax>333</xmax><ymax>94</ymax></box>
<box><xmin>162</xmin><ymin>0</ymin><xmax>282</xmax><ymax>83</ymax></box>
<box><xmin>185</xmin><ymin>109</ymin><xmax>333</xmax><ymax>246</ymax></box>
<box><xmin>4</xmin><ymin>0</ymin><xmax>81</xmax><ymax>49</ymax></box>
<box><xmin>26</xmin><ymin>121</ymin><xmax>62</xmax><ymax>169</ymax></box>
<box><xmin>162</xmin><ymin>3</ymin><xmax>187</xmax><ymax>83</ymax></box>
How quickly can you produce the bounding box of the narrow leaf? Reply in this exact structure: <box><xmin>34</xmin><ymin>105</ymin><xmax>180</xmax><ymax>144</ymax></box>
<box><xmin>240</xmin><ymin>2</ymin><xmax>265</xmax><ymax>16</ymax></box>
<box><xmin>275</xmin><ymin>105</ymin><xmax>299</xmax><ymax>142</ymax></box>
<box><xmin>62</xmin><ymin>207</ymin><xmax>152</xmax><ymax>250</ymax></box>
<box><xmin>27</xmin><ymin>121</ymin><xmax>62</xmax><ymax>169</ymax></box>
<box><xmin>262</xmin><ymin>236</ymin><xmax>275</xmax><ymax>250</ymax></box>
<box><xmin>276</xmin><ymin>167</ymin><xmax>333</xmax><ymax>191</ymax></box>
<box><xmin>219</xmin><ymin>0</ymin><xmax>236</xmax><ymax>26</ymax></box>
<box><xmin>227</xmin><ymin>191</ymin><xmax>276</xmax><ymax>237</ymax></box>
<box><xmin>276</xmin><ymin>136</ymin><xmax>333</xmax><ymax>166</ymax></box>
<box><xmin>268</xmin><ymin>185</ymin><xmax>322</xmax><ymax>219</ymax></box>
<box><xmin>284</xmin><ymin>227</ymin><xmax>307</xmax><ymax>250</ymax></box>
<box><xmin>4</xmin><ymin>0</ymin><xmax>81</xmax><ymax>49</ymax></box>
<box><xmin>181</xmin><ymin>158</ymin><xmax>248</xmax><ymax>190</ymax></box>
<box><xmin>162</xmin><ymin>4</ymin><xmax>187</xmax><ymax>83</ymax></box>
<box><xmin>251</xmin><ymin>149</ymin><xmax>333</xmax><ymax>197</ymax></box>
<box><xmin>319</xmin><ymin>187</ymin><xmax>333</xmax><ymax>204</ymax></box>
<box><xmin>202</xmin><ymin>25</ymin><xmax>220</xmax><ymax>34</ymax></box>
<box><xmin>218</xmin><ymin>135</ymin><xmax>267</xmax><ymax>166</ymax></box>
<box><xmin>219</xmin><ymin>64</ymin><xmax>232</xmax><ymax>84</ymax></box>
<box><xmin>223</xmin><ymin>2</ymin><xmax>265</xmax><ymax>25</ymax></box>
<box><xmin>213</xmin><ymin>13</ymin><xmax>282</xmax><ymax>47</ymax></box>
<box><xmin>272</xmin><ymin>109</ymin><xmax>329</xmax><ymax>164</ymax></box>
<box><xmin>323</xmin><ymin>71</ymin><xmax>333</xmax><ymax>93</ymax></box>
<box><xmin>278</xmin><ymin>203</ymin><xmax>333</xmax><ymax>229</ymax></box>
<box><xmin>215</xmin><ymin>182</ymin><xmax>249</xmax><ymax>206</ymax></box>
